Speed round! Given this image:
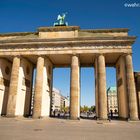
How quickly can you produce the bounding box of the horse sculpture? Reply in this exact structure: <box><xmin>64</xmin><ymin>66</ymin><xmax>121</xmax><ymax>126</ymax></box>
<box><xmin>54</xmin><ymin>13</ymin><xmax>68</xmax><ymax>26</ymax></box>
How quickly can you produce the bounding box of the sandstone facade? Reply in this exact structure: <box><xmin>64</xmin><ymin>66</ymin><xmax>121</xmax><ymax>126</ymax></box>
<box><xmin>0</xmin><ymin>26</ymin><xmax>138</xmax><ymax>120</ymax></box>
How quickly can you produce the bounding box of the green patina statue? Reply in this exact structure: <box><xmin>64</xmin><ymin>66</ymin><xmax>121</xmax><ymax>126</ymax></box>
<box><xmin>53</xmin><ymin>13</ymin><xmax>68</xmax><ymax>26</ymax></box>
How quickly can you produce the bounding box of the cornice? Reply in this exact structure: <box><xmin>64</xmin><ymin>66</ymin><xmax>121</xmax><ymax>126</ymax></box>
<box><xmin>0</xmin><ymin>36</ymin><xmax>136</xmax><ymax>44</ymax></box>
<box><xmin>80</xmin><ymin>28</ymin><xmax>129</xmax><ymax>33</ymax></box>
<box><xmin>0</xmin><ymin>32</ymin><xmax>38</xmax><ymax>37</ymax></box>
<box><xmin>0</xmin><ymin>40</ymin><xmax>135</xmax><ymax>48</ymax></box>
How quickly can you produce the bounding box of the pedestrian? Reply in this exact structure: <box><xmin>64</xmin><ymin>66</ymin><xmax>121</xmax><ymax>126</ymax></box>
<box><xmin>110</xmin><ymin>110</ymin><xmax>113</xmax><ymax>119</ymax></box>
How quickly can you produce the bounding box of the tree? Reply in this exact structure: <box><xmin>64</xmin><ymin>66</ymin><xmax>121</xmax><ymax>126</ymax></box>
<box><xmin>82</xmin><ymin>105</ymin><xmax>89</xmax><ymax>112</ymax></box>
<box><xmin>80</xmin><ymin>106</ymin><xmax>89</xmax><ymax>112</ymax></box>
<box><xmin>84</xmin><ymin>105</ymin><xmax>89</xmax><ymax>112</ymax></box>
<box><xmin>89</xmin><ymin>106</ymin><xmax>95</xmax><ymax>113</ymax></box>
<box><xmin>61</xmin><ymin>106</ymin><xmax>69</xmax><ymax>112</ymax></box>
<box><xmin>80</xmin><ymin>106</ymin><xmax>84</xmax><ymax>112</ymax></box>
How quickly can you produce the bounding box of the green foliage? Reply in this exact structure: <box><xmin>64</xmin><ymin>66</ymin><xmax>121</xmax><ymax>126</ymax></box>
<box><xmin>80</xmin><ymin>105</ymin><xmax>89</xmax><ymax>112</ymax></box>
<box><xmin>61</xmin><ymin>106</ymin><xmax>69</xmax><ymax>112</ymax></box>
<box><xmin>80</xmin><ymin>105</ymin><xmax>95</xmax><ymax>112</ymax></box>
<box><xmin>89</xmin><ymin>106</ymin><xmax>95</xmax><ymax>112</ymax></box>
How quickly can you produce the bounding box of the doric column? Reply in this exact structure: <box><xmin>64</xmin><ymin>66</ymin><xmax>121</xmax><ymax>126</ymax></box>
<box><xmin>70</xmin><ymin>55</ymin><xmax>80</xmax><ymax>120</ymax></box>
<box><xmin>94</xmin><ymin>57</ymin><xmax>99</xmax><ymax>118</ymax></box>
<box><xmin>6</xmin><ymin>56</ymin><xmax>20</xmax><ymax>117</ymax></box>
<box><xmin>134</xmin><ymin>72</ymin><xmax>140</xmax><ymax>119</ymax></box>
<box><xmin>97</xmin><ymin>54</ymin><xmax>107</xmax><ymax>120</ymax></box>
<box><xmin>125</xmin><ymin>54</ymin><xmax>139</xmax><ymax>120</ymax></box>
<box><xmin>33</xmin><ymin>56</ymin><xmax>44</xmax><ymax>118</ymax></box>
<box><xmin>116</xmin><ymin>55</ymin><xmax>129</xmax><ymax>119</ymax></box>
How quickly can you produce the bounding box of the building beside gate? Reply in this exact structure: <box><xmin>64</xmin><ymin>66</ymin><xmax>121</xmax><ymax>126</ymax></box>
<box><xmin>107</xmin><ymin>87</ymin><xmax>118</xmax><ymax>114</ymax></box>
<box><xmin>61</xmin><ymin>95</ymin><xmax>69</xmax><ymax>110</ymax></box>
<box><xmin>51</xmin><ymin>88</ymin><xmax>69</xmax><ymax>112</ymax></box>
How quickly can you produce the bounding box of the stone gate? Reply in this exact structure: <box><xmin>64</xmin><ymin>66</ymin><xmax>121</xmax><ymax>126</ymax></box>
<box><xmin>0</xmin><ymin>26</ymin><xmax>139</xmax><ymax>120</ymax></box>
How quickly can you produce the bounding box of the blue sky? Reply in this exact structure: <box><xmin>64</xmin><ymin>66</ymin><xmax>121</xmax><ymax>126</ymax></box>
<box><xmin>0</xmin><ymin>0</ymin><xmax>140</xmax><ymax>106</ymax></box>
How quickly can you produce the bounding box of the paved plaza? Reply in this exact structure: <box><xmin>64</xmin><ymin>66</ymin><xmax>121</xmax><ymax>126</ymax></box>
<box><xmin>0</xmin><ymin>117</ymin><xmax>140</xmax><ymax>140</ymax></box>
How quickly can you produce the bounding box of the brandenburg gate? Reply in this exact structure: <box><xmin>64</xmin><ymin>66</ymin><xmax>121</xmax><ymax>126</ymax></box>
<box><xmin>0</xmin><ymin>26</ymin><xmax>139</xmax><ymax>121</ymax></box>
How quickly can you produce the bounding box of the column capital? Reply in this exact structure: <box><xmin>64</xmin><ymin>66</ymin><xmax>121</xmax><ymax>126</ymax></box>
<box><xmin>36</xmin><ymin>55</ymin><xmax>45</xmax><ymax>59</ymax></box>
<box><xmin>12</xmin><ymin>55</ymin><xmax>21</xmax><ymax>59</ymax></box>
<box><xmin>122</xmin><ymin>53</ymin><xmax>133</xmax><ymax>57</ymax></box>
<box><xmin>95</xmin><ymin>53</ymin><xmax>105</xmax><ymax>58</ymax></box>
<box><xmin>115</xmin><ymin>53</ymin><xmax>133</xmax><ymax>66</ymax></box>
<box><xmin>94</xmin><ymin>54</ymin><xmax>104</xmax><ymax>64</ymax></box>
<box><xmin>71</xmin><ymin>55</ymin><xmax>80</xmax><ymax>66</ymax></box>
<box><xmin>71</xmin><ymin>53</ymin><xmax>80</xmax><ymax>57</ymax></box>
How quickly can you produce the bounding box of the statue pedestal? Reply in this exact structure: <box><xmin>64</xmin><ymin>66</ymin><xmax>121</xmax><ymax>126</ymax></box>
<box><xmin>54</xmin><ymin>24</ymin><xmax>67</xmax><ymax>26</ymax></box>
<box><xmin>38</xmin><ymin>26</ymin><xmax>80</xmax><ymax>39</ymax></box>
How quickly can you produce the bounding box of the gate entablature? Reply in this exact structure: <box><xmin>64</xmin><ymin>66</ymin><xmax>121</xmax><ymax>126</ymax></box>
<box><xmin>0</xmin><ymin>26</ymin><xmax>136</xmax><ymax>66</ymax></box>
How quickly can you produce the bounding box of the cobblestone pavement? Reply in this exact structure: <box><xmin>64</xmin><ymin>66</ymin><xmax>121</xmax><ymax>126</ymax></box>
<box><xmin>0</xmin><ymin>117</ymin><xmax>140</xmax><ymax>140</ymax></box>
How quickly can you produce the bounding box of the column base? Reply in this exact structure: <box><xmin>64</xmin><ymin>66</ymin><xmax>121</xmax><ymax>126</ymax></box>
<box><xmin>96</xmin><ymin>118</ymin><xmax>110</xmax><ymax>123</ymax></box>
<box><xmin>97</xmin><ymin>117</ymin><xmax>108</xmax><ymax>120</ymax></box>
<box><xmin>15</xmin><ymin>116</ymin><xmax>25</xmax><ymax>119</ymax></box>
<box><xmin>32</xmin><ymin>115</ymin><xmax>42</xmax><ymax>119</ymax></box>
<box><xmin>97</xmin><ymin>119</ymin><xmax>108</xmax><ymax>121</ymax></box>
<box><xmin>6</xmin><ymin>115</ymin><xmax>25</xmax><ymax>118</ymax></box>
<box><xmin>32</xmin><ymin>114</ymin><xmax>51</xmax><ymax>119</ymax></box>
<box><xmin>128</xmin><ymin>117</ymin><xmax>139</xmax><ymax>121</ymax></box>
<box><xmin>6</xmin><ymin>114</ymin><xmax>16</xmax><ymax>118</ymax></box>
<box><xmin>1</xmin><ymin>114</ymin><xmax>6</xmax><ymax>117</ymax></box>
<box><xmin>118</xmin><ymin>117</ymin><xmax>128</xmax><ymax>121</ymax></box>
<box><xmin>70</xmin><ymin>116</ymin><xmax>80</xmax><ymax>120</ymax></box>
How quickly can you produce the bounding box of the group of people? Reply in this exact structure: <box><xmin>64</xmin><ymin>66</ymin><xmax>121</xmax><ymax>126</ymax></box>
<box><xmin>52</xmin><ymin>110</ymin><xmax>69</xmax><ymax>118</ymax></box>
<box><xmin>51</xmin><ymin>109</ymin><xmax>118</xmax><ymax>120</ymax></box>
